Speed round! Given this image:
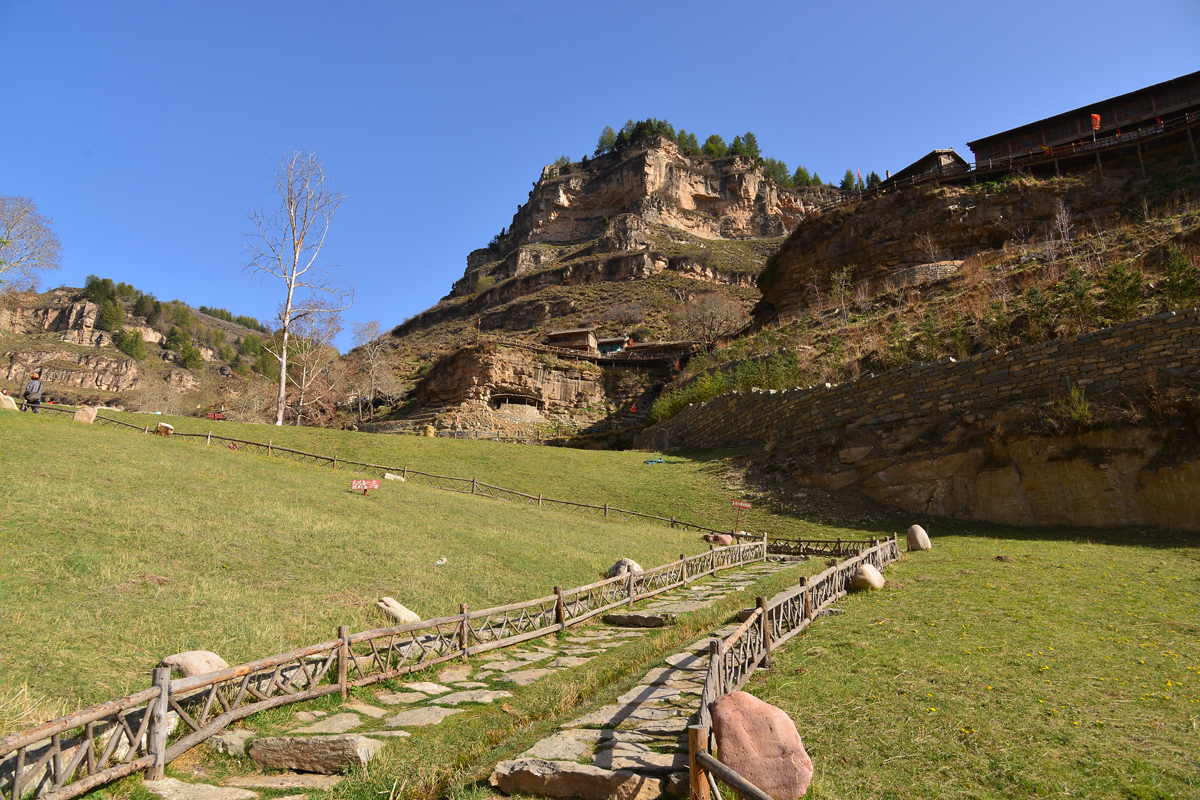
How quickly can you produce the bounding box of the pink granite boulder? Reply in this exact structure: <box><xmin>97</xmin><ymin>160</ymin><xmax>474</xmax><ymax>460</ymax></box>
<box><xmin>711</xmin><ymin>691</ymin><xmax>812</xmax><ymax>799</ymax></box>
<box><xmin>159</xmin><ymin>650</ymin><xmax>229</xmax><ymax>677</ymax></box>
<box><xmin>703</xmin><ymin>534</ymin><xmax>733</xmax><ymax>546</ymax></box>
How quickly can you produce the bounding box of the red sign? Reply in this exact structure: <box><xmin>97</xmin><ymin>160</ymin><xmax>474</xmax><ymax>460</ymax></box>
<box><xmin>1091</xmin><ymin>114</ymin><xmax>1101</xmax><ymax>131</ymax></box>
<box><xmin>351</xmin><ymin>479</ymin><xmax>381</xmax><ymax>495</ymax></box>
<box><xmin>731</xmin><ymin>500</ymin><xmax>752</xmax><ymax>510</ymax></box>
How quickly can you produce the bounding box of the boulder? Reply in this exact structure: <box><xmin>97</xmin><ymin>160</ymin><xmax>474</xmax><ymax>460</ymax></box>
<box><xmin>0</xmin><ymin>394</ymin><xmax>18</xmax><ymax>411</ymax></box>
<box><xmin>154</xmin><ymin>422</ymin><xmax>174</xmax><ymax>437</ymax></box>
<box><xmin>703</xmin><ymin>534</ymin><xmax>733</xmax><ymax>546</ymax></box>
<box><xmin>206</xmin><ymin>729</ymin><xmax>255</xmax><ymax>756</ymax></box>
<box><xmin>247</xmin><ymin>735</ymin><xmax>383</xmax><ymax>774</ymax></box>
<box><xmin>490</xmin><ymin>758</ymin><xmax>664</xmax><ymax>800</ymax></box>
<box><xmin>850</xmin><ymin>563</ymin><xmax>885</xmax><ymax>590</ymax></box>
<box><xmin>159</xmin><ymin>650</ymin><xmax>229</xmax><ymax>677</ymax></box>
<box><xmin>907</xmin><ymin>524</ymin><xmax>932</xmax><ymax>551</ymax></box>
<box><xmin>422</xmin><ymin>425</ymin><xmax>436</xmax><ymax>437</ymax></box>
<box><xmin>383</xmin><ymin>472</ymin><xmax>406</xmax><ymax>482</ymax></box>
<box><xmin>72</xmin><ymin>406</ymin><xmax>97</xmax><ymax>423</ymax></box>
<box><xmin>711</xmin><ymin>691</ymin><xmax>813</xmax><ymax>800</ymax></box>
<box><xmin>376</xmin><ymin>597</ymin><xmax>421</xmax><ymax>624</ymax></box>
<box><xmin>607</xmin><ymin>558</ymin><xmax>643</xmax><ymax>578</ymax></box>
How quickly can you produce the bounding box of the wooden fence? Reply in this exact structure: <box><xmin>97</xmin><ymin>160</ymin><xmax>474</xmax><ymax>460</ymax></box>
<box><xmin>687</xmin><ymin>535</ymin><xmax>903</xmax><ymax>800</ymax></box>
<box><xmin>0</xmin><ymin>540</ymin><xmax>767</xmax><ymax>800</ymax></box>
<box><xmin>25</xmin><ymin>406</ymin><xmax>739</xmax><ymax>537</ymax></box>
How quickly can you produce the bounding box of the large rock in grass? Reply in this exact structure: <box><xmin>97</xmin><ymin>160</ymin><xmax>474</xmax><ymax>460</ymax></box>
<box><xmin>490</xmin><ymin>758</ymin><xmax>664</xmax><ymax>800</ymax></box>
<box><xmin>154</xmin><ymin>422</ymin><xmax>174</xmax><ymax>437</ymax></box>
<box><xmin>907</xmin><ymin>524</ymin><xmax>932</xmax><ymax>551</ymax></box>
<box><xmin>850</xmin><ymin>563</ymin><xmax>885</xmax><ymax>590</ymax></box>
<box><xmin>247</xmin><ymin>735</ymin><xmax>383</xmax><ymax>774</ymax></box>
<box><xmin>72</xmin><ymin>406</ymin><xmax>97</xmax><ymax>423</ymax></box>
<box><xmin>159</xmin><ymin>650</ymin><xmax>228</xmax><ymax>677</ymax></box>
<box><xmin>711</xmin><ymin>692</ymin><xmax>813</xmax><ymax>800</ymax></box>
<box><xmin>376</xmin><ymin>597</ymin><xmax>421</xmax><ymax>624</ymax></box>
<box><xmin>607</xmin><ymin>558</ymin><xmax>643</xmax><ymax>578</ymax></box>
<box><xmin>0</xmin><ymin>394</ymin><xmax>19</xmax><ymax>411</ymax></box>
<box><xmin>703</xmin><ymin>534</ymin><xmax>733</xmax><ymax>546</ymax></box>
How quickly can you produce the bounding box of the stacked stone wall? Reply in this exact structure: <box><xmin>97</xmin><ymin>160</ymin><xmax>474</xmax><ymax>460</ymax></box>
<box><xmin>640</xmin><ymin>308</ymin><xmax>1200</xmax><ymax>450</ymax></box>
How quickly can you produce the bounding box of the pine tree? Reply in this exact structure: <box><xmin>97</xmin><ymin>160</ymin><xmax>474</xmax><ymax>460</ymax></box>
<box><xmin>866</xmin><ymin>171</ymin><xmax>883</xmax><ymax>188</ymax></box>
<box><xmin>1101</xmin><ymin>262</ymin><xmax>1143</xmax><ymax>321</ymax></box>
<box><xmin>792</xmin><ymin>165</ymin><xmax>812</xmax><ymax>187</ymax></box>
<box><xmin>595</xmin><ymin>125</ymin><xmax>616</xmax><ymax>156</ymax></box>
<box><xmin>763</xmin><ymin>158</ymin><xmax>791</xmax><ymax>186</ymax></box>
<box><xmin>743</xmin><ymin>132</ymin><xmax>761</xmax><ymax>159</ymax></box>
<box><xmin>839</xmin><ymin>169</ymin><xmax>857</xmax><ymax>190</ymax></box>
<box><xmin>702</xmin><ymin>134</ymin><xmax>727</xmax><ymax>158</ymax></box>
<box><xmin>728</xmin><ymin>135</ymin><xmax>746</xmax><ymax>156</ymax></box>
<box><xmin>98</xmin><ymin>299</ymin><xmax>124</xmax><ymax>331</ymax></box>
<box><xmin>811</xmin><ymin>172</ymin><xmax>822</xmax><ymax>186</ymax></box>
<box><xmin>1162</xmin><ymin>247</ymin><xmax>1198</xmax><ymax>306</ymax></box>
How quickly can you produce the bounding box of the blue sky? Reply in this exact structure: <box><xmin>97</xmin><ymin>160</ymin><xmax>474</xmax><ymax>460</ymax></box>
<box><xmin>2</xmin><ymin>0</ymin><xmax>1197</xmax><ymax>351</ymax></box>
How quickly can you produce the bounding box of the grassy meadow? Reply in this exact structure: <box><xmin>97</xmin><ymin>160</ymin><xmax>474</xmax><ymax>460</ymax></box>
<box><xmin>0</xmin><ymin>409</ymin><xmax>738</xmax><ymax>728</ymax></box>
<box><xmin>753</xmin><ymin>525</ymin><xmax>1200</xmax><ymax>799</ymax></box>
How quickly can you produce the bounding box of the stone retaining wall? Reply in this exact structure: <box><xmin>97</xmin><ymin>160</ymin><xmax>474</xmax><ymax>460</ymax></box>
<box><xmin>639</xmin><ymin>308</ymin><xmax>1200</xmax><ymax>450</ymax></box>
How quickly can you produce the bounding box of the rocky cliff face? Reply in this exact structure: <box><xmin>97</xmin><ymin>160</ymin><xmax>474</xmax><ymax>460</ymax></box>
<box><xmin>755</xmin><ymin>167</ymin><xmax>1146</xmax><ymax>326</ymax></box>
<box><xmin>491</xmin><ymin>136</ymin><xmax>828</xmax><ymax>254</ymax></box>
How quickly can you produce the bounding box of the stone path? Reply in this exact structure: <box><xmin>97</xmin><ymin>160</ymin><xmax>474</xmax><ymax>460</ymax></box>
<box><xmin>490</xmin><ymin>559</ymin><xmax>797</xmax><ymax>799</ymax></box>
<box><xmin>141</xmin><ymin>558</ymin><xmax>800</xmax><ymax>800</ymax></box>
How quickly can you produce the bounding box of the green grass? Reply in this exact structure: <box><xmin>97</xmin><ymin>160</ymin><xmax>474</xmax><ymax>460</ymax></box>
<box><xmin>752</xmin><ymin>524</ymin><xmax>1200</xmax><ymax>799</ymax></box>
<box><xmin>0</xmin><ymin>410</ymin><xmax>735</xmax><ymax>725</ymax></box>
<box><xmin>94</xmin><ymin>409</ymin><xmax>759</xmax><ymax>532</ymax></box>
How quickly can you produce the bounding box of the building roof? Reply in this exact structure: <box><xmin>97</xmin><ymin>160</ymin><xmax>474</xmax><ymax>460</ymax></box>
<box><xmin>967</xmin><ymin>70</ymin><xmax>1200</xmax><ymax>153</ymax></box>
<box><xmin>547</xmin><ymin>327</ymin><xmax>596</xmax><ymax>337</ymax></box>
<box><xmin>886</xmin><ymin>149</ymin><xmax>969</xmax><ymax>184</ymax></box>
<box><xmin>597</xmin><ymin>336</ymin><xmax>630</xmax><ymax>344</ymax></box>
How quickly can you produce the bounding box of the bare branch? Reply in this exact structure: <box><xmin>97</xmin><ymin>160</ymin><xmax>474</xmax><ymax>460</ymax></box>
<box><xmin>0</xmin><ymin>196</ymin><xmax>62</xmax><ymax>292</ymax></box>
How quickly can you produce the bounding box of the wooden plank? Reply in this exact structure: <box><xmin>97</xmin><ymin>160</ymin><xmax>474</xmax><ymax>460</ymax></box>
<box><xmin>146</xmin><ymin>668</ymin><xmax>170</xmax><ymax>780</ymax></box>
<box><xmin>40</xmin><ymin>756</ymin><xmax>154</xmax><ymax>800</ymax></box>
<box><xmin>696</xmin><ymin>751</ymin><xmax>773</xmax><ymax>800</ymax></box>
<box><xmin>688</xmin><ymin>726</ymin><xmax>711</xmax><ymax>800</ymax></box>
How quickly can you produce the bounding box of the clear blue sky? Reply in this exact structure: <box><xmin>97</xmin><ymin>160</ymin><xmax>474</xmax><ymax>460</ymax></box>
<box><xmin>3</xmin><ymin>0</ymin><xmax>1197</xmax><ymax>351</ymax></box>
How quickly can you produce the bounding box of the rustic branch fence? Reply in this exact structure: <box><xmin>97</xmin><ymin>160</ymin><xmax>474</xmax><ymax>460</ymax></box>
<box><xmin>0</xmin><ymin>540</ymin><xmax>770</xmax><ymax>800</ymax></box>
<box><xmin>687</xmin><ymin>535</ymin><xmax>902</xmax><ymax>800</ymax></box>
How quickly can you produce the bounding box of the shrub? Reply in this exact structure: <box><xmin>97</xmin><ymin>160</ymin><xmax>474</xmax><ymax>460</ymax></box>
<box><xmin>178</xmin><ymin>342</ymin><xmax>204</xmax><ymax>370</ymax></box>
<box><xmin>1100</xmin><ymin>261</ymin><xmax>1143</xmax><ymax>322</ymax></box>
<box><xmin>474</xmin><ymin>275</ymin><xmax>496</xmax><ymax>294</ymax></box>
<box><xmin>97</xmin><ymin>299</ymin><xmax>124</xmax><ymax>332</ymax></box>
<box><xmin>1052</xmin><ymin>384</ymin><xmax>1094</xmax><ymax>430</ymax></box>
<box><xmin>1161</xmin><ymin>247</ymin><xmax>1198</xmax><ymax>307</ymax></box>
<box><xmin>111</xmin><ymin>328</ymin><xmax>147</xmax><ymax>360</ymax></box>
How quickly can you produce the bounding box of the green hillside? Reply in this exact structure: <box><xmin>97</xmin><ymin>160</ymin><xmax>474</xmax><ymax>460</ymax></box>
<box><xmin>0</xmin><ymin>410</ymin><xmax>735</xmax><ymax>723</ymax></box>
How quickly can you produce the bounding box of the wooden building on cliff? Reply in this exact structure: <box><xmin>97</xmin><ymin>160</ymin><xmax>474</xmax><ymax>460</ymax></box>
<box><xmin>968</xmin><ymin>70</ymin><xmax>1200</xmax><ymax>165</ymax></box>
<box><xmin>545</xmin><ymin>327</ymin><xmax>598</xmax><ymax>355</ymax></box>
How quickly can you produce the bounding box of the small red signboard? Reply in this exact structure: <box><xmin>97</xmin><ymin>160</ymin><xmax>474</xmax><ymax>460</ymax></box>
<box><xmin>1091</xmin><ymin>113</ymin><xmax>1101</xmax><ymax>131</ymax></box>
<box><xmin>731</xmin><ymin>500</ymin><xmax>752</xmax><ymax>510</ymax></box>
<box><xmin>351</xmin><ymin>479</ymin><xmax>381</xmax><ymax>496</ymax></box>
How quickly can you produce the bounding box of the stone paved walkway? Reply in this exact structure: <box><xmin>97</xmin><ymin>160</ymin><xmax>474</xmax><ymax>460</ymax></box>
<box><xmin>489</xmin><ymin>559</ymin><xmax>799</xmax><ymax>799</ymax></box>
<box><xmin>143</xmin><ymin>559</ymin><xmax>800</xmax><ymax>800</ymax></box>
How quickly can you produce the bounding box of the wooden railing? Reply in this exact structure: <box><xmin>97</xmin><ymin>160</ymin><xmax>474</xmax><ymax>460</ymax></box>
<box><xmin>0</xmin><ymin>540</ymin><xmax>767</xmax><ymax>800</ymax></box>
<box><xmin>687</xmin><ymin>535</ymin><xmax>902</xmax><ymax>800</ymax></box>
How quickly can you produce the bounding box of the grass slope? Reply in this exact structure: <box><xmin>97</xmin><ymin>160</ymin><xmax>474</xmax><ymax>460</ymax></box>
<box><xmin>753</xmin><ymin>525</ymin><xmax>1200</xmax><ymax>799</ymax></box>
<box><xmin>0</xmin><ymin>411</ymin><xmax>721</xmax><ymax>726</ymax></box>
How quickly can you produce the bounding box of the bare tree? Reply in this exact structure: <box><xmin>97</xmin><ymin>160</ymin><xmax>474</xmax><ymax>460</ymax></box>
<box><xmin>0</xmin><ymin>196</ymin><xmax>62</xmax><ymax>292</ymax></box>
<box><xmin>914</xmin><ymin>230</ymin><xmax>939</xmax><ymax>263</ymax></box>
<box><xmin>351</xmin><ymin>320</ymin><xmax>397</xmax><ymax>420</ymax></box>
<box><xmin>830</xmin><ymin>266</ymin><xmax>854</xmax><ymax>325</ymax></box>
<box><xmin>243</xmin><ymin>152</ymin><xmax>354</xmax><ymax>425</ymax></box>
<box><xmin>285</xmin><ymin>305</ymin><xmax>343</xmax><ymax>426</ymax></box>
<box><xmin>672</xmin><ymin>292</ymin><xmax>748</xmax><ymax>349</ymax></box>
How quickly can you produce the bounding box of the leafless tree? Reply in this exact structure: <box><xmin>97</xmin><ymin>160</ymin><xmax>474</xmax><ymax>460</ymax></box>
<box><xmin>830</xmin><ymin>266</ymin><xmax>854</xmax><ymax>325</ymax></box>
<box><xmin>243</xmin><ymin>151</ymin><xmax>354</xmax><ymax>425</ymax></box>
<box><xmin>285</xmin><ymin>305</ymin><xmax>343</xmax><ymax>426</ymax></box>
<box><xmin>0</xmin><ymin>196</ymin><xmax>62</xmax><ymax>292</ymax></box>
<box><xmin>351</xmin><ymin>319</ymin><xmax>397</xmax><ymax>420</ymax></box>
<box><xmin>914</xmin><ymin>230</ymin><xmax>939</xmax><ymax>263</ymax></box>
<box><xmin>1053</xmin><ymin>198</ymin><xmax>1074</xmax><ymax>244</ymax></box>
<box><xmin>672</xmin><ymin>292</ymin><xmax>748</xmax><ymax>349</ymax></box>
<box><xmin>854</xmin><ymin>278</ymin><xmax>871</xmax><ymax>315</ymax></box>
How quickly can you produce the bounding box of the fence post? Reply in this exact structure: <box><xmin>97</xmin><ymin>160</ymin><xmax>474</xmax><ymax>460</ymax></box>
<box><xmin>403</xmin><ymin>466</ymin><xmax>407</xmax><ymax>481</ymax></box>
<box><xmin>627</xmin><ymin>571</ymin><xmax>636</xmax><ymax>607</ymax></box>
<box><xmin>671</xmin><ymin>516</ymin><xmax>676</xmax><ymax>528</ymax></box>
<box><xmin>459</xmin><ymin>604</ymin><xmax>470</xmax><ymax>658</ymax></box>
<box><xmin>471</xmin><ymin>477</ymin><xmax>477</xmax><ymax>495</ymax></box>
<box><xmin>757</xmin><ymin>597</ymin><xmax>772</xmax><ymax>669</ymax></box>
<box><xmin>206</xmin><ymin>431</ymin><xmax>212</xmax><ymax>446</ymax></box>
<box><xmin>146</xmin><ymin>667</ymin><xmax>170</xmax><ymax>781</ymax></box>
<box><xmin>538</xmin><ymin>494</ymin><xmax>543</xmax><ymax>507</ymax></box>
<box><xmin>554</xmin><ymin>586</ymin><xmax>566</xmax><ymax>631</ymax></box>
<box><xmin>338</xmin><ymin>625</ymin><xmax>350</xmax><ymax>698</ymax></box>
<box><xmin>143</xmin><ymin>424</ymin><xmax>149</xmax><ymax>434</ymax></box>
<box><xmin>604</xmin><ymin>503</ymin><xmax>609</xmax><ymax>518</ymax></box>
<box><xmin>268</xmin><ymin>440</ymin><xmax>272</xmax><ymax>456</ymax></box>
<box><xmin>801</xmin><ymin>576</ymin><xmax>812</xmax><ymax>621</ymax></box>
<box><xmin>681</xmin><ymin>554</ymin><xmax>689</xmax><ymax>585</ymax></box>
<box><xmin>836</xmin><ymin>537</ymin><xmax>842</xmax><ymax>556</ymax></box>
<box><xmin>708</xmin><ymin>639</ymin><xmax>722</xmax><ymax>695</ymax></box>
<box><xmin>688</xmin><ymin>725</ymin><xmax>711</xmax><ymax>800</ymax></box>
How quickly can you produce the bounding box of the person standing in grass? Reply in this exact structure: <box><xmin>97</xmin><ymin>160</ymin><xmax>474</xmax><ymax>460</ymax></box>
<box><xmin>23</xmin><ymin>372</ymin><xmax>43</xmax><ymax>413</ymax></box>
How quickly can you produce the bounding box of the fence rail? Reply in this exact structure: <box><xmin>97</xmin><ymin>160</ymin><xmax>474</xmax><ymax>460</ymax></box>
<box><xmin>688</xmin><ymin>535</ymin><xmax>902</xmax><ymax>800</ymax></box>
<box><xmin>0</xmin><ymin>541</ymin><xmax>768</xmax><ymax>800</ymax></box>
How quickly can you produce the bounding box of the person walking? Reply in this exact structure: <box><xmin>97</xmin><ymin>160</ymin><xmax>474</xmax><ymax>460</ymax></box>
<box><xmin>23</xmin><ymin>372</ymin><xmax>43</xmax><ymax>414</ymax></box>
